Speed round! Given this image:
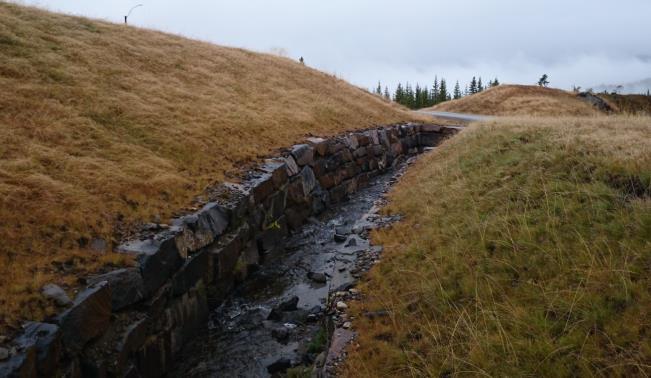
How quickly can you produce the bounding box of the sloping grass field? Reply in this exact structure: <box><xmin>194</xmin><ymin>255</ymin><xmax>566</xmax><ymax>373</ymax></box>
<box><xmin>0</xmin><ymin>2</ymin><xmax>419</xmax><ymax>330</ymax></box>
<box><xmin>430</xmin><ymin>85</ymin><xmax>602</xmax><ymax>116</ymax></box>
<box><xmin>344</xmin><ymin>116</ymin><xmax>651</xmax><ymax>376</ymax></box>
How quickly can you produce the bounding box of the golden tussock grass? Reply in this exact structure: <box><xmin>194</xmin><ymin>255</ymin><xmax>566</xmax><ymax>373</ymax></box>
<box><xmin>0</xmin><ymin>2</ymin><xmax>421</xmax><ymax>330</ymax></box>
<box><xmin>343</xmin><ymin>116</ymin><xmax>651</xmax><ymax>377</ymax></box>
<box><xmin>430</xmin><ymin>85</ymin><xmax>602</xmax><ymax>116</ymax></box>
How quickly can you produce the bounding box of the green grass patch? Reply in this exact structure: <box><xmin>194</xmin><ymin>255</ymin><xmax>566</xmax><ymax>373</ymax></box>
<box><xmin>345</xmin><ymin>117</ymin><xmax>651</xmax><ymax>377</ymax></box>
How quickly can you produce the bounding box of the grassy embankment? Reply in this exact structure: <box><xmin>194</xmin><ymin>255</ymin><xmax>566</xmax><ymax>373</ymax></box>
<box><xmin>0</xmin><ymin>2</ymin><xmax>426</xmax><ymax>331</ymax></box>
<box><xmin>430</xmin><ymin>85</ymin><xmax>602</xmax><ymax>116</ymax></box>
<box><xmin>344</xmin><ymin>116</ymin><xmax>651</xmax><ymax>376</ymax></box>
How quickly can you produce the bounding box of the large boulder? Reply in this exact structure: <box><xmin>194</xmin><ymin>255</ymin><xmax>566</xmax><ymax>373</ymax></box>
<box><xmin>119</xmin><ymin>232</ymin><xmax>184</xmax><ymax>296</ymax></box>
<box><xmin>290</xmin><ymin>144</ymin><xmax>314</xmax><ymax>166</ymax></box>
<box><xmin>89</xmin><ymin>268</ymin><xmax>146</xmax><ymax>311</ymax></box>
<box><xmin>57</xmin><ymin>281</ymin><xmax>112</xmax><ymax>352</ymax></box>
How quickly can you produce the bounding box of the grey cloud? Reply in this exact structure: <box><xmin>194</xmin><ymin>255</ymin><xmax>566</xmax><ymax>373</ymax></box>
<box><xmin>18</xmin><ymin>0</ymin><xmax>651</xmax><ymax>92</ymax></box>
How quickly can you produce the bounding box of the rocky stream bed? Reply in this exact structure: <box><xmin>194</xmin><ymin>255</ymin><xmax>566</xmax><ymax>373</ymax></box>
<box><xmin>172</xmin><ymin>157</ymin><xmax>418</xmax><ymax>377</ymax></box>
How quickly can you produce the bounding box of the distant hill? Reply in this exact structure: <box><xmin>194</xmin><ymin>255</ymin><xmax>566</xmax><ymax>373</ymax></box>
<box><xmin>428</xmin><ymin>85</ymin><xmax>600</xmax><ymax>116</ymax></box>
<box><xmin>0</xmin><ymin>2</ymin><xmax>414</xmax><ymax>329</ymax></box>
<box><xmin>591</xmin><ymin>78</ymin><xmax>651</xmax><ymax>95</ymax></box>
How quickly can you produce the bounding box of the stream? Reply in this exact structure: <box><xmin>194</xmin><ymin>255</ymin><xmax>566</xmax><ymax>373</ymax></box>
<box><xmin>172</xmin><ymin>157</ymin><xmax>415</xmax><ymax>377</ymax></box>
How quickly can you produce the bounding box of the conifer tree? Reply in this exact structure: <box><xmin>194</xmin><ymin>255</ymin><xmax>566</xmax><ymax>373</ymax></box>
<box><xmin>478</xmin><ymin>77</ymin><xmax>484</xmax><ymax>92</ymax></box>
<box><xmin>415</xmin><ymin>84</ymin><xmax>422</xmax><ymax>109</ymax></box>
<box><xmin>394</xmin><ymin>83</ymin><xmax>404</xmax><ymax>104</ymax></box>
<box><xmin>431</xmin><ymin>76</ymin><xmax>440</xmax><ymax>105</ymax></box>
<box><xmin>453</xmin><ymin>81</ymin><xmax>462</xmax><ymax>99</ymax></box>
<box><xmin>384</xmin><ymin>86</ymin><xmax>391</xmax><ymax>100</ymax></box>
<box><xmin>376</xmin><ymin>81</ymin><xmax>382</xmax><ymax>96</ymax></box>
<box><xmin>493</xmin><ymin>78</ymin><xmax>500</xmax><ymax>86</ymax></box>
<box><xmin>438</xmin><ymin>79</ymin><xmax>449</xmax><ymax>103</ymax></box>
<box><xmin>469</xmin><ymin>76</ymin><xmax>478</xmax><ymax>94</ymax></box>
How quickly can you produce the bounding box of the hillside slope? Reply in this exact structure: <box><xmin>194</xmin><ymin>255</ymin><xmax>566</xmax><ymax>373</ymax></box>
<box><xmin>430</xmin><ymin>85</ymin><xmax>601</xmax><ymax>116</ymax></box>
<box><xmin>0</xmin><ymin>3</ymin><xmax>415</xmax><ymax>328</ymax></box>
<box><xmin>344</xmin><ymin>116</ymin><xmax>651</xmax><ymax>376</ymax></box>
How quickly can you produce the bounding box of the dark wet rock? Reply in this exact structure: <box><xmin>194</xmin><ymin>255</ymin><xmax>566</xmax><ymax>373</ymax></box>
<box><xmin>137</xmin><ymin>330</ymin><xmax>173</xmax><ymax>377</ymax></box>
<box><xmin>334</xmin><ymin>233</ymin><xmax>347</xmax><ymax>243</ymax></box>
<box><xmin>211</xmin><ymin>226</ymin><xmax>248</xmax><ymax>296</ymax></box>
<box><xmin>0</xmin><ymin>347</ymin><xmax>36</xmax><ymax>378</ymax></box>
<box><xmin>0</xmin><ymin>348</ymin><xmax>7</xmax><ymax>361</ymax></box>
<box><xmin>116</xmin><ymin>318</ymin><xmax>148</xmax><ymax>372</ymax></box>
<box><xmin>271</xmin><ymin>327</ymin><xmax>290</xmax><ymax>344</ymax></box>
<box><xmin>307</xmin><ymin>272</ymin><xmax>327</xmax><ymax>284</ymax></box>
<box><xmin>300</xmin><ymin>166</ymin><xmax>317</xmax><ymax>196</ymax></box>
<box><xmin>283</xmin><ymin>155</ymin><xmax>300</xmax><ymax>177</ymax></box>
<box><xmin>173</xmin><ymin>202</ymin><xmax>230</xmax><ymax>253</ymax></box>
<box><xmin>249</xmin><ymin>172</ymin><xmax>275</xmax><ymax>203</ymax></box>
<box><xmin>172</xmin><ymin>249</ymin><xmax>213</xmax><ymax>297</ymax></box>
<box><xmin>5</xmin><ymin>322</ymin><xmax>61</xmax><ymax>376</ymax></box>
<box><xmin>42</xmin><ymin>284</ymin><xmax>72</xmax><ymax>307</ymax></box>
<box><xmin>260</xmin><ymin>159</ymin><xmax>289</xmax><ymax>189</ymax></box>
<box><xmin>291</xmin><ymin>144</ymin><xmax>314</xmax><ymax>166</ymax></box>
<box><xmin>306</xmin><ymin>137</ymin><xmax>329</xmax><ymax>156</ymax></box>
<box><xmin>118</xmin><ymin>232</ymin><xmax>183</xmax><ymax>296</ymax></box>
<box><xmin>268</xmin><ymin>309</ymin><xmax>309</xmax><ymax>324</ymax></box>
<box><xmin>278</xmin><ymin>296</ymin><xmax>299</xmax><ymax>312</ymax></box>
<box><xmin>89</xmin><ymin>268</ymin><xmax>145</xmax><ymax>311</ymax></box>
<box><xmin>57</xmin><ymin>281</ymin><xmax>111</xmax><ymax>352</ymax></box>
<box><xmin>345</xmin><ymin>238</ymin><xmax>357</xmax><ymax>247</ymax></box>
<box><xmin>267</xmin><ymin>358</ymin><xmax>292</xmax><ymax>374</ymax></box>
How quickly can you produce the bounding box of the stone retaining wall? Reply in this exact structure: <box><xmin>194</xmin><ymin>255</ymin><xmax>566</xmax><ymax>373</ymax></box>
<box><xmin>0</xmin><ymin>123</ymin><xmax>458</xmax><ymax>378</ymax></box>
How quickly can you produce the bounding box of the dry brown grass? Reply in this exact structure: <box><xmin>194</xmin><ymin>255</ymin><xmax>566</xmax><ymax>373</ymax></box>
<box><xmin>0</xmin><ymin>2</ymin><xmax>421</xmax><ymax>331</ymax></box>
<box><xmin>430</xmin><ymin>84</ymin><xmax>602</xmax><ymax>116</ymax></box>
<box><xmin>343</xmin><ymin>116</ymin><xmax>651</xmax><ymax>377</ymax></box>
<box><xmin>599</xmin><ymin>93</ymin><xmax>651</xmax><ymax>115</ymax></box>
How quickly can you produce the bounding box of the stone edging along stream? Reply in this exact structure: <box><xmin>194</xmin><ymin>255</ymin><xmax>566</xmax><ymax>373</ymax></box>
<box><xmin>0</xmin><ymin>123</ymin><xmax>459</xmax><ymax>377</ymax></box>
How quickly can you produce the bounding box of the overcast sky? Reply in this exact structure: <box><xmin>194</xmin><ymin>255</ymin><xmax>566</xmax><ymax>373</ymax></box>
<box><xmin>18</xmin><ymin>0</ymin><xmax>651</xmax><ymax>93</ymax></box>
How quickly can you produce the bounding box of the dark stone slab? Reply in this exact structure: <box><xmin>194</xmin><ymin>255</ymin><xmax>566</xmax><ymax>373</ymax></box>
<box><xmin>119</xmin><ymin>232</ymin><xmax>183</xmax><ymax>296</ymax></box>
<box><xmin>260</xmin><ymin>159</ymin><xmax>289</xmax><ymax>189</ymax></box>
<box><xmin>166</xmin><ymin>284</ymin><xmax>209</xmax><ymax>355</ymax></box>
<box><xmin>211</xmin><ymin>226</ymin><xmax>248</xmax><ymax>290</ymax></box>
<box><xmin>0</xmin><ymin>347</ymin><xmax>36</xmax><ymax>378</ymax></box>
<box><xmin>89</xmin><ymin>268</ymin><xmax>146</xmax><ymax>311</ymax></box>
<box><xmin>137</xmin><ymin>330</ymin><xmax>172</xmax><ymax>378</ymax></box>
<box><xmin>249</xmin><ymin>172</ymin><xmax>275</xmax><ymax>203</ymax></box>
<box><xmin>306</xmin><ymin>137</ymin><xmax>329</xmax><ymax>156</ymax></box>
<box><xmin>286</xmin><ymin>176</ymin><xmax>309</xmax><ymax>206</ymax></box>
<box><xmin>263</xmin><ymin>189</ymin><xmax>288</xmax><ymax>224</ymax></box>
<box><xmin>283</xmin><ymin>155</ymin><xmax>300</xmax><ymax>177</ymax></box>
<box><xmin>172</xmin><ymin>249</ymin><xmax>213</xmax><ymax>297</ymax></box>
<box><xmin>356</xmin><ymin>133</ymin><xmax>370</xmax><ymax>146</ymax></box>
<box><xmin>116</xmin><ymin>317</ymin><xmax>149</xmax><ymax>374</ymax></box>
<box><xmin>353</xmin><ymin>146</ymin><xmax>367</xmax><ymax>159</ymax></box>
<box><xmin>300</xmin><ymin>166</ymin><xmax>317</xmax><ymax>196</ymax></box>
<box><xmin>7</xmin><ymin>322</ymin><xmax>61</xmax><ymax>377</ymax></box>
<box><xmin>344</xmin><ymin>134</ymin><xmax>358</xmax><ymax>149</ymax></box>
<box><xmin>290</xmin><ymin>144</ymin><xmax>314</xmax><ymax>166</ymax></box>
<box><xmin>57</xmin><ymin>281</ymin><xmax>112</xmax><ymax>352</ymax></box>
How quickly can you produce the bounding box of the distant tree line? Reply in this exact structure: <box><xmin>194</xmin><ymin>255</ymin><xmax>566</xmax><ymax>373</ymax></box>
<box><xmin>373</xmin><ymin>76</ymin><xmax>500</xmax><ymax>110</ymax></box>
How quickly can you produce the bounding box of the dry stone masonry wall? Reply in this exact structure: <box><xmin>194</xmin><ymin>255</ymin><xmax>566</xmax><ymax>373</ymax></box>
<box><xmin>0</xmin><ymin>123</ymin><xmax>458</xmax><ymax>378</ymax></box>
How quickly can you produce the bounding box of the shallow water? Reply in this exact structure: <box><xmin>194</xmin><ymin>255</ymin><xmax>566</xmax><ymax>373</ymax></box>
<box><xmin>173</xmin><ymin>165</ymin><xmax>406</xmax><ymax>377</ymax></box>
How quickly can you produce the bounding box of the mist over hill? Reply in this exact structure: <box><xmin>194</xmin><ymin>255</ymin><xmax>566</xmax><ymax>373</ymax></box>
<box><xmin>591</xmin><ymin>77</ymin><xmax>651</xmax><ymax>94</ymax></box>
